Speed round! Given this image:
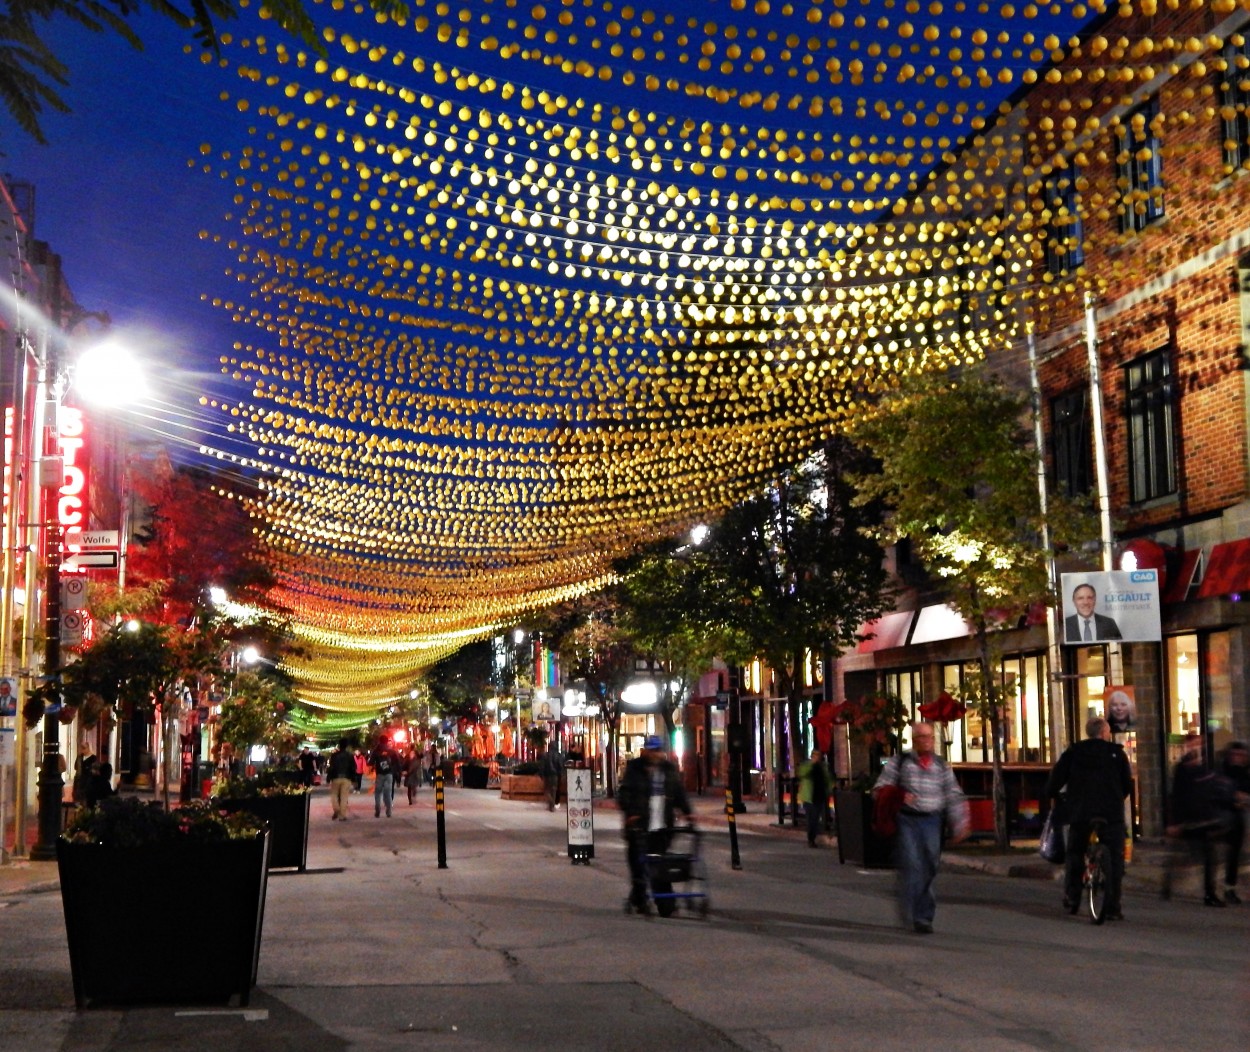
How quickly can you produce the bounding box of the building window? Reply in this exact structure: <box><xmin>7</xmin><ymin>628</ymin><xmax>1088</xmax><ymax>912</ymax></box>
<box><xmin>1050</xmin><ymin>387</ymin><xmax>1092</xmax><ymax>497</ymax></box>
<box><xmin>941</xmin><ymin>655</ymin><xmax>1051</xmax><ymax>765</ymax></box>
<box><xmin>1116</xmin><ymin>98</ymin><xmax>1164</xmax><ymax>233</ymax></box>
<box><xmin>1124</xmin><ymin>347</ymin><xmax>1176</xmax><ymax>503</ymax></box>
<box><xmin>1220</xmin><ymin>30</ymin><xmax>1250</xmax><ymax>172</ymax></box>
<box><xmin>883</xmin><ymin>668</ymin><xmax>923</xmax><ymax>750</ymax></box>
<box><xmin>1044</xmin><ymin>170</ymin><xmax>1085</xmax><ymax>275</ymax></box>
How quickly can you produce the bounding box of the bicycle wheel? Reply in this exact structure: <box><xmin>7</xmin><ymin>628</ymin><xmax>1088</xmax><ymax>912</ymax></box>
<box><xmin>1086</xmin><ymin>843</ymin><xmax>1112</xmax><ymax>925</ymax></box>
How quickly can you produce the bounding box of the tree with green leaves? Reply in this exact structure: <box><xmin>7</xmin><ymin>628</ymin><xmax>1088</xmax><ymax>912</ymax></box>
<box><xmin>217</xmin><ymin>668</ymin><xmax>296</xmax><ymax>762</ymax></box>
<box><xmin>699</xmin><ymin>439</ymin><xmax>890</xmax><ymax>788</ymax></box>
<box><xmin>849</xmin><ymin>369</ymin><xmax>1093</xmax><ymax>848</ymax></box>
<box><xmin>1</xmin><ymin>0</ymin><xmax>408</xmax><ymax>143</ymax></box>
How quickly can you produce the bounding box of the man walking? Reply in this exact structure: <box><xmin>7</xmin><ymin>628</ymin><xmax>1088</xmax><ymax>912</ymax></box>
<box><xmin>1045</xmin><ymin>716</ymin><xmax>1133</xmax><ymax>919</ymax></box>
<box><xmin>797</xmin><ymin>748</ymin><xmax>832</xmax><ymax>847</ymax></box>
<box><xmin>370</xmin><ymin>737</ymin><xmax>400</xmax><ymax>818</ymax></box>
<box><xmin>327</xmin><ymin>739</ymin><xmax>356</xmax><ymax>820</ymax></box>
<box><xmin>617</xmin><ymin>735</ymin><xmax>694</xmax><ymax>914</ymax></box>
<box><xmin>873</xmin><ymin>721</ymin><xmax>969</xmax><ymax>933</ymax></box>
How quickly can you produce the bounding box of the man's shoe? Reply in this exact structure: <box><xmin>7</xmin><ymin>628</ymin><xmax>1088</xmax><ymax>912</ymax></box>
<box><xmin>913</xmin><ymin>921</ymin><xmax>933</xmax><ymax>934</ymax></box>
<box><xmin>1203</xmin><ymin>894</ymin><xmax>1227</xmax><ymax>907</ymax></box>
<box><xmin>1224</xmin><ymin>889</ymin><xmax>1241</xmax><ymax>905</ymax></box>
<box><xmin>1062</xmin><ymin>896</ymin><xmax>1078</xmax><ymax>915</ymax></box>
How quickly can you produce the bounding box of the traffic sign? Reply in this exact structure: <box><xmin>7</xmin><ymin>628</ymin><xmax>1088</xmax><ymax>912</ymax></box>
<box><xmin>65</xmin><ymin>529</ymin><xmax>119</xmax><ymax>549</ymax></box>
<box><xmin>60</xmin><ymin>611</ymin><xmax>85</xmax><ymax>646</ymax></box>
<box><xmin>62</xmin><ymin>551</ymin><xmax>118</xmax><ymax>570</ymax></box>
<box><xmin>61</xmin><ymin>577</ymin><xmax>88</xmax><ymax>610</ymax></box>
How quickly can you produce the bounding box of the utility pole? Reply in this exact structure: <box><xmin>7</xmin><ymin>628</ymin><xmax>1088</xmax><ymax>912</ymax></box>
<box><xmin>30</xmin><ymin>317</ymin><xmax>62</xmax><ymax>860</ymax></box>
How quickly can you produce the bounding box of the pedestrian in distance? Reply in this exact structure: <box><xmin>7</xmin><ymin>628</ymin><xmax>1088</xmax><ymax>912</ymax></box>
<box><xmin>370</xmin><ymin>738</ymin><xmax>400</xmax><ymax>818</ymax></box>
<box><xmin>873</xmin><ymin>721</ymin><xmax>969</xmax><ymax>934</ymax></box>
<box><xmin>541</xmin><ymin>743</ymin><xmax>564</xmax><ymax>811</ymax></box>
<box><xmin>1165</xmin><ymin>733</ymin><xmax>1234</xmax><ymax>907</ymax></box>
<box><xmin>1219</xmin><ymin>740</ymin><xmax>1249</xmax><ymax>904</ymax></box>
<box><xmin>298</xmin><ymin>747</ymin><xmax>316</xmax><ymax>788</ymax></box>
<box><xmin>327</xmin><ymin>738</ymin><xmax>356</xmax><ymax>820</ymax></box>
<box><xmin>84</xmin><ymin>761</ymin><xmax>116</xmax><ymax>809</ymax></box>
<box><xmin>1045</xmin><ymin>716</ymin><xmax>1133</xmax><ymax>920</ymax></box>
<box><xmin>617</xmin><ymin>734</ymin><xmax>694</xmax><ymax>915</ymax></box>
<box><xmin>403</xmin><ymin>746</ymin><xmax>422</xmax><ymax>805</ymax></box>
<box><xmin>797</xmin><ymin>748</ymin><xmax>832</xmax><ymax>847</ymax></box>
<box><xmin>424</xmin><ymin>741</ymin><xmax>440</xmax><ymax>786</ymax></box>
<box><xmin>353</xmin><ymin>748</ymin><xmax>366</xmax><ymax>793</ymax></box>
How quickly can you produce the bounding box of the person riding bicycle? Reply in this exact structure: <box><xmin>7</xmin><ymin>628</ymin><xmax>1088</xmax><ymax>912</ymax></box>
<box><xmin>1045</xmin><ymin>716</ymin><xmax>1133</xmax><ymax>920</ymax></box>
<box><xmin>618</xmin><ymin>734</ymin><xmax>693</xmax><ymax>914</ymax></box>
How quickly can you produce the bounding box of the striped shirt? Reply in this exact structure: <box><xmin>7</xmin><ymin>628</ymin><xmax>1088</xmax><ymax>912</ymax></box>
<box><xmin>875</xmin><ymin>753</ymin><xmax>969</xmax><ymax>835</ymax></box>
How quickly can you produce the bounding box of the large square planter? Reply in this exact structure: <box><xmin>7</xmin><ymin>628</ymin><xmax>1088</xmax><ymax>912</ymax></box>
<box><xmin>834</xmin><ymin>789</ymin><xmax>895</xmax><ymax>868</ymax></box>
<box><xmin>57</xmin><ymin>831</ymin><xmax>270</xmax><ymax>1008</ymax></box>
<box><xmin>217</xmin><ymin>792</ymin><xmax>310</xmax><ymax>871</ymax></box>
<box><xmin>461</xmin><ymin>764</ymin><xmax>490</xmax><ymax>789</ymax></box>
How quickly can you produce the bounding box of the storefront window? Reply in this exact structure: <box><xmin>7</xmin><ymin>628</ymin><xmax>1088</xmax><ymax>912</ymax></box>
<box><xmin>943</xmin><ymin>653</ymin><xmax>1052</xmax><ymax>764</ymax></box>
<box><xmin>1167</xmin><ymin>631</ymin><xmax>1234</xmax><ymax>761</ymax></box>
<box><xmin>883</xmin><ymin>668</ymin><xmax>923</xmax><ymax>751</ymax></box>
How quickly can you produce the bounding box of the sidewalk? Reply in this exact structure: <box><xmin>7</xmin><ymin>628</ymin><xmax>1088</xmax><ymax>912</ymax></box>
<box><xmin>0</xmin><ymin>790</ymin><xmax>1219</xmax><ymax>901</ymax></box>
<box><xmin>687</xmin><ymin>793</ymin><xmax>1199</xmax><ymax>895</ymax></box>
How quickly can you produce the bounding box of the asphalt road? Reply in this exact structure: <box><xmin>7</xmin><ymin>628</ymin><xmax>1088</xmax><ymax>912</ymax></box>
<box><xmin>1</xmin><ymin>785</ymin><xmax>1246</xmax><ymax>1051</ymax></box>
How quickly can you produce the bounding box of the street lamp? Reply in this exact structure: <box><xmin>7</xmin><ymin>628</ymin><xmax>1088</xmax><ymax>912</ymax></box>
<box><xmin>31</xmin><ymin>336</ymin><xmax>146</xmax><ymax>858</ymax></box>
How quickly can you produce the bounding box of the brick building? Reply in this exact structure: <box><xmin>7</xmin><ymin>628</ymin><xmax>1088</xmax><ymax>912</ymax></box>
<box><xmin>831</xmin><ymin>2</ymin><xmax>1250</xmax><ymax>837</ymax></box>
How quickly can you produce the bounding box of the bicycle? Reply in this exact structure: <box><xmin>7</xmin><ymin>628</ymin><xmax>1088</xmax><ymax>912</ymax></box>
<box><xmin>1081</xmin><ymin>818</ymin><xmax>1114</xmax><ymax>925</ymax></box>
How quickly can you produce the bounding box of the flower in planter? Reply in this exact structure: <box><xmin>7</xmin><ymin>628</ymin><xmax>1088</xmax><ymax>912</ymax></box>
<box><xmin>64</xmin><ymin>795</ymin><xmax>264</xmax><ymax>847</ymax></box>
<box><xmin>213</xmin><ymin>769</ymin><xmax>309</xmax><ymax>799</ymax></box>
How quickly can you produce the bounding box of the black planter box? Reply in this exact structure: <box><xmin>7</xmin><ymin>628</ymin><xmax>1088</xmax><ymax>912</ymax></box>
<box><xmin>461</xmin><ymin>764</ymin><xmax>490</xmax><ymax>789</ymax></box>
<box><xmin>57</xmin><ymin>831</ymin><xmax>270</xmax><ymax>1008</ymax></box>
<box><xmin>217</xmin><ymin>793</ymin><xmax>310</xmax><ymax>871</ymax></box>
<box><xmin>834</xmin><ymin>789</ymin><xmax>895</xmax><ymax>868</ymax></box>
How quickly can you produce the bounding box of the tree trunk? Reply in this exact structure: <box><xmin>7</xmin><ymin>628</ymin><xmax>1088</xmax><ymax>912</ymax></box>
<box><xmin>978</xmin><ymin>632</ymin><xmax>1009</xmax><ymax>849</ymax></box>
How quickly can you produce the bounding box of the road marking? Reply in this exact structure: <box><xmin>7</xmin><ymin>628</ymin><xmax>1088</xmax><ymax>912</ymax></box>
<box><xmin>174</xmin><ymin>1010</ymin><xmax>268</xmax><ymax>1022</ymax></box>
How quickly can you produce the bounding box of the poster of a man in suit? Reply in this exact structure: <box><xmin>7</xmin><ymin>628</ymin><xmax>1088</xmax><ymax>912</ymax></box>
<box><xmin>1060</xmin><ymin>571</ymin><xmax>1161</xmax><ymax>645</ymax></box>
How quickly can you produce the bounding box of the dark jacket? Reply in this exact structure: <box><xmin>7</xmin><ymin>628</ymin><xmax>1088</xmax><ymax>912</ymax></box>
<box><xmin>1170</xmin><ymin>758</ymin><xmax>1231</xmax><ymax>827</ymax></box>
<box><xmin>1045</xmin><ymin>738</ymin><xmax>1132</xmax><ymax>823</ymax></box>
<box><xmin>618</xmin><ymin>756</ymin><xmax>691</xmax><ymax>834</ymax></box>
<box><xmin>327</xmin><ymin>748</ymin><xmax>356</xmax><ymax>781</ymax></box>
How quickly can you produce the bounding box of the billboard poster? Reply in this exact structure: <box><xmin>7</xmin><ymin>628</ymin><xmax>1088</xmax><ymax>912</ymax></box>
<box><xmin>1060</xmin><ymin>570</ymin><xmax>1161</xmax><ymax>645</ymax></box>
<box><xmin>0</xmin><ymin>676</ymin><xmax>16</xmax><ymax>717</ymax></box>
<box><xmin>1104</xmin><ymin>686</ymin><xmax>1136</xmax><ymax>733</ymax></box>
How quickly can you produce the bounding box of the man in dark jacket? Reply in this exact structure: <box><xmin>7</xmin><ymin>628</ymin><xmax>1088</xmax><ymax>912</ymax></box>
<box><xmin>617</xmin><ymin>735</ymin><xmax>693</xmax><ymax>914</ymax></box>
<box><xmin>327</xmin><ymin>739</ymin><xmax>357</xmax><ymax>820</ymax></box>
<box><xmin>1045</xmin><ymin>717</ymin><xmax>1133</xmax><ymax>919</ymax></box>
<box><xmin>1166</xmin><ymin>733</ymin><xmax>1233</xmax><ymax>906</ymax></box>
<box><xmin>1220</xmin><ymin>741</ymin><xmax>1250</xmax><ymax>903</ymax></box>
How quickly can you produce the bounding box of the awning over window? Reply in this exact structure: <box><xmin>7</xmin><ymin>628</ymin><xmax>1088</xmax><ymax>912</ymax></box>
<box><xmin>1197</xmin><ymin>539</ymin><xmax>1250</xmax><ymax>599</ymax></box>
<box><xmin>1162</xmin><ymin>549</ymin><xmax>1202</xmax><ymax>604</ymax></box>
<box><xmin>855</xmin><ymin>610</ymin><xmax>915</xmax><ymax>653</ymax></box>
<box><xmin>910</xmin><ymin>604</ymin><xmax>974</xmax><ymax>645</ymax></box>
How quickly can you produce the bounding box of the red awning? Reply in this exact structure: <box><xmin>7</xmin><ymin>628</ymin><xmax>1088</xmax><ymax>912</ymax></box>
<box><xmin>1162</xmin><ymin>549</ymin><xmax>1201</xmax><ymax>604</ymax></box>
<box><xmin>855</xmin><ymin>610</ymin><xmax>915</xmax><ymax>653</ymax></box>
<box><xmin>1197</xmin><ymin>540</ymin><xmax>1250</xmax><ymax>599</ymax></box>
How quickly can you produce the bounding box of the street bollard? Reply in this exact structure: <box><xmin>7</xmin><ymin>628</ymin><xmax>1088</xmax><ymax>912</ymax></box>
<box><xmin>725</xmin><ymin>788</ymin><xmax>742</xmax><ymax>870</ymax></box>
<box><xmin>435</xmin><ymin>766</ymin><xmax>447</xmax><ymax>869</ymax></box>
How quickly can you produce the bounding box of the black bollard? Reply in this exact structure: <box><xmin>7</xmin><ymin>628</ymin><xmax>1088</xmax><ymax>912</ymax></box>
<box><xmin>435</xmin><ymin>766</ymin><xmax>448</xmax><ymax>869</ymax></box>
<box><xmin>725</xmin><ymin>788</ymin><xmax>742</xmax><ymax>870</ymax></box>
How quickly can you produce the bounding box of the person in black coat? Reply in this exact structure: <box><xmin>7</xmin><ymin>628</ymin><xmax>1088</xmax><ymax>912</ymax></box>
<box><xmin>1045</xmin><ymin>717</ymin><xmax>1133</xmax><ymax>919</ymax></box>
<box><xmin>1166</xmin><ymin>733</ymin><xmax>1234</xmax><ymax>906</ymax></box>
<box><xmin>617</xmin><ymin>735</ymin><xmax>693</xmax><ymax>914</ymax></box>
<box><xmin>1219</xmin><ymin>741</ymin><xmax>1250</xmax><ymax>903</ymax></box>
<box><xmin>84</xmin><ymin>762</ymin><xmax>116</xmax><ymax>809</ymax></box>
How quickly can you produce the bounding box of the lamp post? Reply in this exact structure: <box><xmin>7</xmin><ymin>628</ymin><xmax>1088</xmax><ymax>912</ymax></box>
<box><xmin>30</xmin><ymin>335</ymin><xmax>145</xmax><ymax>858</ymax></box>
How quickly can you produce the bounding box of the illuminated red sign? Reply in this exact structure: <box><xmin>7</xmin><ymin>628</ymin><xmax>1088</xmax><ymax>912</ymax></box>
<box><xmin>58</xmin><ymin>407</ymin><xmax>87</xmax><ymax>530</ymax></box>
